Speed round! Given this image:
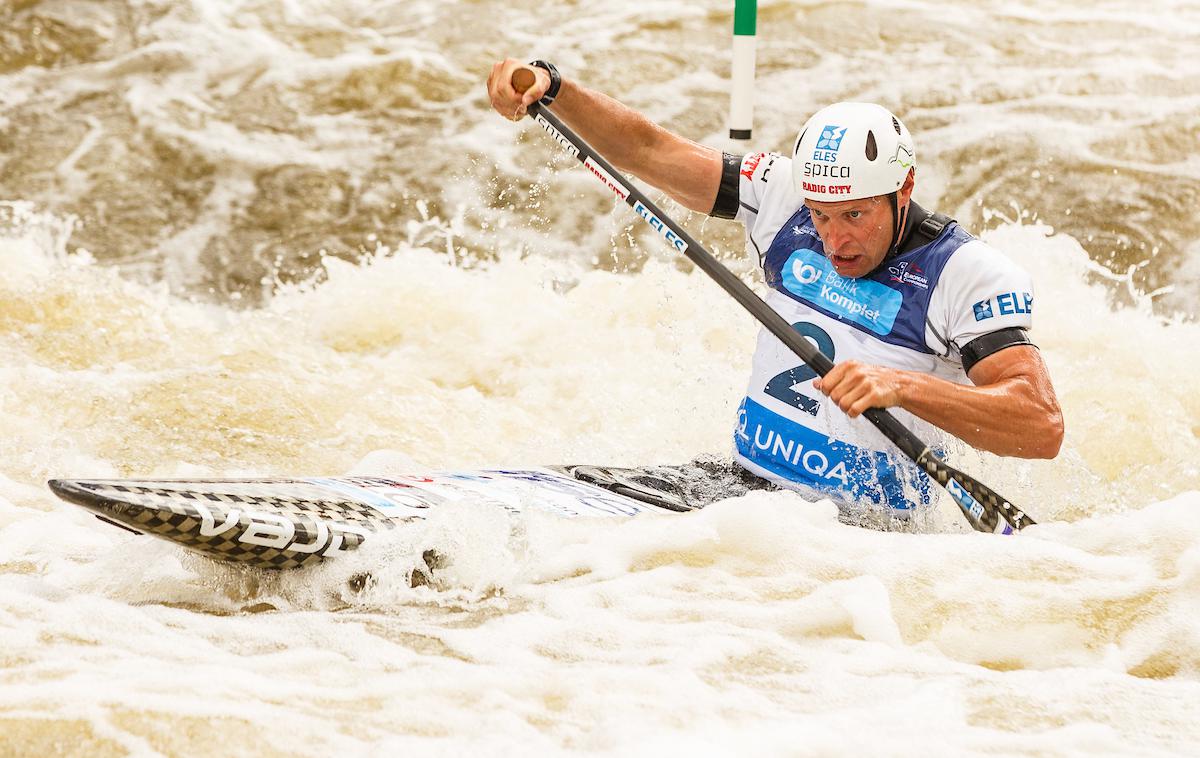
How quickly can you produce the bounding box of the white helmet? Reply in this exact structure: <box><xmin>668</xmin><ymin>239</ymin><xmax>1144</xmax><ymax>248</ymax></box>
<box><xmin>791</xmin><ymin>102</ymin><xmax>915</xmax><ymax>202</ymax></box>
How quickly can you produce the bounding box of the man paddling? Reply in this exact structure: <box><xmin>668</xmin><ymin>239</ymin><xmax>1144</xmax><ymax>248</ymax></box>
<box><xmin>487</xmin><ymin>59</ymin><xmax>1063</xmax><ymax>519</ymax></box>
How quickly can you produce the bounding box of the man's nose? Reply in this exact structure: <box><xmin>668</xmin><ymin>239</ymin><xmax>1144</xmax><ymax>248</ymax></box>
<box><xmin>821</xmin><ymin>220</ymin><xmax>849</xmax><ymax>254</ymax></box>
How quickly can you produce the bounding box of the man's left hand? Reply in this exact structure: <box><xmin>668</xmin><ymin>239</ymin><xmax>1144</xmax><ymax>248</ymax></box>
<box><xmin>812</xmin><ymin>361</ymin><xmax>907</xmax><ymax>418</ymax></box>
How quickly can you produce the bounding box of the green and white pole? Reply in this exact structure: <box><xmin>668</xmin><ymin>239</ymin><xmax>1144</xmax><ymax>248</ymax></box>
<box><xmin>728</xmin><ymin>0</ymin><xmax>757</xmax><ymax>140</ymax></box>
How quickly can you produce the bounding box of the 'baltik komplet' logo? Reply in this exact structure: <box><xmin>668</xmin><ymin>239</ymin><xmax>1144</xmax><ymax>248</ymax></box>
<box><xmin>813</xmin><ymin>125</ymin><xmax>847</xmax><ymax>162</ymax></box>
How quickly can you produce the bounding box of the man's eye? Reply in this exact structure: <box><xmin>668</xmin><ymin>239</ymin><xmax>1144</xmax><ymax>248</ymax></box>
<box><xmin>848</xmin><ymin>211</ymin><xmax>862</xmax><ymax>219</ymax></box>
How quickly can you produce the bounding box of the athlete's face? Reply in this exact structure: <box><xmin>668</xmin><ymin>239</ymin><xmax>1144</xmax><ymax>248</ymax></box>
<box><xmin>806</xmin><ymin>196</ymin><xmax>896</xmax><ymax>279</ymax></box>
<box><xmin>806</xmin><ymin>171</ymin><xmax>916</xmax><ymax>278</ymax></box>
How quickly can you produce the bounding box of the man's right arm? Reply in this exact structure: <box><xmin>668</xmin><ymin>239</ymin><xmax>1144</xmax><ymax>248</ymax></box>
<box><xmin>487</xmin><ymin>58</ymin><xmax>724</xmax><ymax>214</ymax></box>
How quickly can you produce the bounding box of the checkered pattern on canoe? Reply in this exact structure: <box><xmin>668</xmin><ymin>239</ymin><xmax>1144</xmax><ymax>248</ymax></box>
<box><xmin>76</xmin><ymin>480</ymin><xmax>394</xmax><ymax>569</ymax></box>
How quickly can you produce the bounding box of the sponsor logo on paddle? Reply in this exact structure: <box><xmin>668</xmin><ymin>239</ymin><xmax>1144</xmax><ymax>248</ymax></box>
<box><xmin>633</xmin><ymin>200</ymin><xmax>688</xmax><ymax>253</ymax></box>
<box><xmin>534</xmin><ymin>113</ymin><xmax>579</xmax><ymax>158</ymax></box>
<box><xmin>583</xmin><ymin>156</ymin><xmax>629</xmax><ymax>200</ymax></box>
<box><xmin>946</xmin><ymin>478</ymin><xmax>985</xmax><ymax>522</ymax></box>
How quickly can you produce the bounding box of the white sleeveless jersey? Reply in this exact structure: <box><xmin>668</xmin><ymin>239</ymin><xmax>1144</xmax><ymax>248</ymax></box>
<box><xmin>732</xmin><ymin>152</ymin><xmax>1036</xmax><ymax>511</ymax></box>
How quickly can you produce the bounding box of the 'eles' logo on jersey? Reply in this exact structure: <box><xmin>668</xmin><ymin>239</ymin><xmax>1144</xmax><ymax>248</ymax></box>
<box><xmin>973</xmin><ymin>292</ymin><xmax>1033</xmax><ymax>321</ymax></box>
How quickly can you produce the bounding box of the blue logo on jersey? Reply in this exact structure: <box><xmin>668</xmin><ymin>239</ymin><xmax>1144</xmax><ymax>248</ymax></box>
<box><xmin>781</xmin><ymin>249</ymin><xmax>903</xmax><ymax>336</ymax></box>
<box><xmin>997</xmin><ymin>292</ymin><xmax>1033</xmax><ymax>316</ymax></box>
<box><xmin>973</xmin><ymin>292</ymin><xmax>1031</xmax><ymax>321</ymax></box>
<box><xmin>735</xmin><ymin>397</ymin><xmax>930</xmax><ymax>511</ymax></box>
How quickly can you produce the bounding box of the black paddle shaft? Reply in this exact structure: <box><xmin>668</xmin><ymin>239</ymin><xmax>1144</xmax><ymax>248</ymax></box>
<box><xmin>510</xmin><ymin>70</ymin><xmax>1034</xmax><ymax>533</ymax></box>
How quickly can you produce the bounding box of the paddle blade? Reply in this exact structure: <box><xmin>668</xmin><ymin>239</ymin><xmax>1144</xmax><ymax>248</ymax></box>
<box><xmin>916</xmin><ymin>450</ymin><xmax>1035</xmax><ymax>534</ymax></box>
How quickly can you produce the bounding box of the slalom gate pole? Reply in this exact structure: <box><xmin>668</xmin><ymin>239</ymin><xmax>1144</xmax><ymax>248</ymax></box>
<box><xmin>729</xmin><ymin>0</ymin><xmax>757</xmax><ymax>140</ymax></box>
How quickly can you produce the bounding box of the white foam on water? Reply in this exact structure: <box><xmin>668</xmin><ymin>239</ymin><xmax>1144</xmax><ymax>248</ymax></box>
<box><xmin>3</xmin><ymin>203</ymin><xmax>1200</xmax><ymax>754</ymax></box>
<box><xmin>2</xmin><ymin>0</ymin><xmax>1200</xmax><ymax>754</ymax></box>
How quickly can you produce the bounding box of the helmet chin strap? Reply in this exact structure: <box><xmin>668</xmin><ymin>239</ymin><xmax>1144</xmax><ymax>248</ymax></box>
<box><xmin>887</xmin><ymin>191</ymin><xmax>909</xmax><ymax>257</ymax></box>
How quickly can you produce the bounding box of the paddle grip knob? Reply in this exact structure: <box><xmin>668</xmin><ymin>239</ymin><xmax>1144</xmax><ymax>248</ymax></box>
<box><xmin>512</xmin><ymin>67</ymin><xmax>536</xmax><ymax>94</ymax></box>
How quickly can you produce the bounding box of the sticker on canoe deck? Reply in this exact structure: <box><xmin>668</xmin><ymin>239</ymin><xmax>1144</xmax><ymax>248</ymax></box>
<box><xmin>306</xmin><ymin>470</ymin><xmax>662</xmax><ymax>518</ymax></box>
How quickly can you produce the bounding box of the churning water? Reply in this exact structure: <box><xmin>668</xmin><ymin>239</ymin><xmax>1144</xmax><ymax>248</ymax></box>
<box><xmin>1</xmin><ymin>0</ymin><xmax>1199</xmax><ymax>755</ymax></box>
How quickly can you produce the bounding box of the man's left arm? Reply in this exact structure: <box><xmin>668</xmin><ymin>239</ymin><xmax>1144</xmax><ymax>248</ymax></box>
<box><xmin>813</xmin><ymin>343</ymin><xmax>1064</xmax><ymax>459</ymax></box>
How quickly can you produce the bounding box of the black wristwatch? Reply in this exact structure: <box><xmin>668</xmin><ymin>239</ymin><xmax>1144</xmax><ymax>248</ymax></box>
<box><xmin>528</xmin><ymin>60</ymin><xmax>562</xmax><ymax>106</ymax></box>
